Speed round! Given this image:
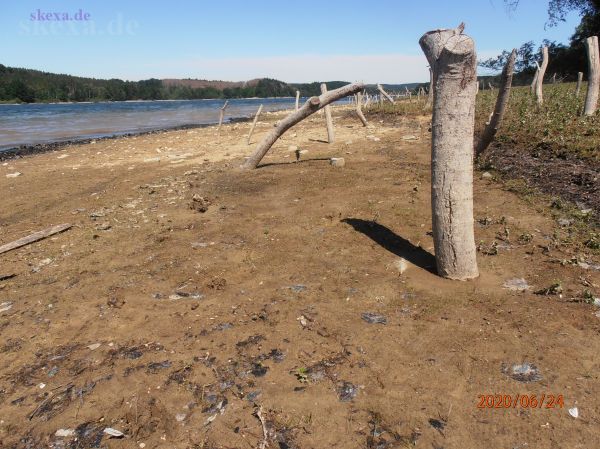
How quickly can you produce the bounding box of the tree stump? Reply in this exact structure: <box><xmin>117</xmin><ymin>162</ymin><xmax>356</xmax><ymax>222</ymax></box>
<box><xmin>321</xmin><ymin>83</ymin><xmax>335</xmax><ymax>143</ymax></box>
<box><xmin>584</xmin><ymin>36</ymin><xmax>600</xmax><ymax>115</ymax></box>
<box><xmin>535</xmin><ymin>47</ymin><xmax>548</xmax><ymax>105</ymax></box>
<box><xmin>419</xmin><ymin>23</ymin><xmax>479</xmax><ymax>280</ymax></box>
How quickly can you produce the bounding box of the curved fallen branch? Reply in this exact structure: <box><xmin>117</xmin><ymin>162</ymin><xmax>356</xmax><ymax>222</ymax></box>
<box><xmin>356</xmin><ymin>91</ymin><xmax>368</xmax><ymax>126</ymax></box>
<box><xmin>475</xmin><ymin>48</ymin><xmax>516</xmax><ymax>158</ymax></box>
<box><xmin>377</xmin><ymin>84</ymin><xmax>395</xmax><ymax>103</ymax></box>
<box><xmin>241</xmin><ymin>82</ymin><xmax>364</xmax><ymax>169</ymax></box>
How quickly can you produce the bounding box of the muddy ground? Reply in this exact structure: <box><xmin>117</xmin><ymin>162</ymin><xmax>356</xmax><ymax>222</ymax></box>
<box><xmin>1</xmin><ymin>108</ymin><xmax>599</xmax><ymax>449</ymax></box>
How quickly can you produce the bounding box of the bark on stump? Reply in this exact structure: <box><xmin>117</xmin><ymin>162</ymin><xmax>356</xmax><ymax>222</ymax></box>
<box><xmin>321</xmin><ymin>83</ymin><xmax>335</xmax><ymax>143</ymax></box>
<box><xmin>247</xmin><ymin>104</ymin><xmax>263</xmax><ymax>145</ymax></box>
<box><xmin>241</xmin><ymin>82</ymin><xmax>364</xmax><ymax>169</ymax></box>
<box><xmin>475</xmin><ymin>48</ymin><xmax>516</xmax><ymax>157</ymax></box>
<box><xmin>535</xmin><ymin>47</ymin><xmax>548</xmax><ymax>105</ymax></box>
<box><xmin>584</xmin><ymin>36</ymin><xmax>600</xmax><ymax>116</ymax></box>
<box><xmin>419</xmin><ymin>23</ymin><xmax>479</xmax><ymax>280</ymax></box>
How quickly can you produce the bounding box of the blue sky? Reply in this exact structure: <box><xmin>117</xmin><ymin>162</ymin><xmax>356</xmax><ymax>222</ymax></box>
<box><xmin>1</xmin><ymin>0</ymin><xmax>581</xmax><ymax>83</ymax></box>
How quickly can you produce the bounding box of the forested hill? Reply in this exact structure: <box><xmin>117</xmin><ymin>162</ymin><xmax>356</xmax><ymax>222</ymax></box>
<box><xmin>0</xmin><ymin>65</ymin><xmax>356</xmax><ymax>103</ymax></box>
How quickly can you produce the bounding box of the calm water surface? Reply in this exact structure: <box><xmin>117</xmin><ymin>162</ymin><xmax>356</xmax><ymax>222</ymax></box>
<box><xmin>0</xmin><ymin>97</ymin><xmax>303</xmax><ymax>150</ymax></box>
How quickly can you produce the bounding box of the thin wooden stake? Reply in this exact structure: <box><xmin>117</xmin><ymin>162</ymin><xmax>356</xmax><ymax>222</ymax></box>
<box><xmin>356</xmin><ymin>91</ymin><xmax>368</xmax><ymax>126</ymax></box>
<box><xmin>247</xmin><ymin>104</ymin><xmax>263</xmax><ymax>145</ymax></box>
<box><xmin>321</xmin><ymin>83</ymin><xmax>335</xmax><ymax>143</ymax></box>
<box><xmin>218</xmin><ymin>100</ymin><xmax>229</xmax><ymax>132</ymax></box>
<box><xmin>295</xmin><ymin>90</ymin><xmax>300</xmax><ymax>111</ymax></box>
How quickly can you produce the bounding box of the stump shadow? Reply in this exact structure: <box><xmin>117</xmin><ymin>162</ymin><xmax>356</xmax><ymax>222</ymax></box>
<box><xmin>342</xmin><ymin>218</ymin><xmax>437</xmax><ymax>274</ymax></box>
<box><xmin>257</xmin><ymin>158</ymin><xmax>331</xmax><ymax>168</ymax></box>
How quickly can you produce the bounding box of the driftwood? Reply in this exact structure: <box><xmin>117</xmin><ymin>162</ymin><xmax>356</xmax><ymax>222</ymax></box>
<box><xmin>576</xmin><ymin>71</ymin><xmax>584</xmax><ymax>97</ymax></box>
<box><xmin>0</xmin><ymin>224</ymin><xmax>72</xmax><ymax>255</ymax></box>
<box><xmin>218</xmin><ymin>100</ymin><xmax>229</xmax><ymax>132</ymax></box>
<box><xmin>247</xmin><ymin>104</ymin><xmax>263</xmax><ymax>144</ymax></box>
<box><xmin>420</xmin><ymin>23</ymin><xmax>479</xmax><ymax>280</ymax></box>
<box><xmin>321</xmin><ymin>84</ymin><xmax>335</xmax><ymax>143</ymax></box>
<box><xmin>295</xmin><ymin>90</ymin><xmax>300</xmax><ymax>111</ymax></box>
<box><xmin>475</xmin><ymin>49</ymin><xmax>517</xmax><ymax>158</ymax></box>
<box><xmin>535</xmin><ymin>47</ymin><xmax>548</xmax><ymax>105</ymax></box>
<box><xmin>356</xmin><ymin>91</ymin><xmax>368</xmax><ymax>126</ymax></box>
<box><xmin>377</xmin><ymin>84</ymin><xmax>395</xmax><ymax>103</ymax></box>
<box><xmin>584</xmin><ymin>36</ymin><xmax>600</xmax><ymax>115</ymax></box>
<box><xmin>241</xmin><ymin>82</ymin><xmax>364</xmax><ymax>169</ymax></box>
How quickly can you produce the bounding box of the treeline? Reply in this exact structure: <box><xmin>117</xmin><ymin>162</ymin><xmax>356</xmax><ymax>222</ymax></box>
<box><xmin>480</xmin><ymin>1</ymin><xmax>600</xmax><ymax>85</ymax></box>
<box><xmin>0</xmin><ymin>65</ymin><xmax>353</xmax><ymax>103</ymax></box>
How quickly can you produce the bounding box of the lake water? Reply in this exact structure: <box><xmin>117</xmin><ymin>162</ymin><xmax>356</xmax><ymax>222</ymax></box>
<box><xmin>0</xmin><ymin>97</ymin><xmax>303</xmax><ymax>151</ymax></box>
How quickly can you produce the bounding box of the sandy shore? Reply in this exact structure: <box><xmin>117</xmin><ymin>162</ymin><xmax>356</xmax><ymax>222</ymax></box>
<box><xmin>1</xmin><ymin>108</ymin><xmax>599</xmax><ymax>448</ymax></box>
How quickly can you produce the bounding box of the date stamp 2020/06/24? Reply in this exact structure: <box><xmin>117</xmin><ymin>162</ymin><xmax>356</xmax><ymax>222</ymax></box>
<box><xmin>477</xmin><ymin>394</ymin><xmax>565</xmax><ymax>409</ymax></box>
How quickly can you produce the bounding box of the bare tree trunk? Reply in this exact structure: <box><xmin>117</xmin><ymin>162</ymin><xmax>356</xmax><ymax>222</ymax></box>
<box><xmin>376</xmin><ymin>83</ymin><xmax>395</xmax><ymax>104</ymax></box>
<box><xmin>247</xmin><ymin>104</ymin><xmax>263</xmax><ymax>145</ymax></box>
<box><xmin>419</xmin><ymin>23</ymin><xmax>479</xmax><ymax>280</ymax></box>
<box><xmin>241</xmin><ymin>82</ymin><xmax>364</xmax><ymax>169</ymax></box>
<box><xmin>530</xmin><ymin>64</ymin><xmax>539</xmax><ymax>94</ymax></box>
<box><xmin>356</xmin><ymin>91</ymin><xmax>368</xmax><ymax>126</ymax></box>
<box><xmin>576</xmin><ymin>71</ymin><xmax>584</xmax><ymax>96</ymax></box>
<box><xmin>218</xmin><ymin>100</ymin><xmax>229</xmax><ymax>132</ymax></box>
<box><xmin>475</xmin><ymin>49</ymin><xmax>517</xmax><ymax>157</ymax></box>
<box><xmin>320</xmin><ymin>83</ymin><xmax>335</xmax><ymax>143</ymax></box>
<box><xmin>584</xmin><ymin>36</ymin><xmax>600</xmax><ymax>115</ymax></box>
<box><xmin>535</xmin><ymin>46</ymin><xmax>548</xmax><ymax>105</ymax></box>
<box><xmin>295</xmin><ymin>90</ymin><xmax>300</xmax><ymax>111</ymax></box>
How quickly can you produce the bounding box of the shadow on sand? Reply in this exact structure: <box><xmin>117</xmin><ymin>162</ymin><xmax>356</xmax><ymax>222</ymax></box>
<box><xmin>342</xmin><ymin>218</ymin><xmax>437</xmax><ymax>274</ymax></box>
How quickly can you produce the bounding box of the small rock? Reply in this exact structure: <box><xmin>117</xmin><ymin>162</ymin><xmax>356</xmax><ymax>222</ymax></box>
<box><xmin>361</xmin><ymin>312</ymin><xmax>387</xmax><ymax>324</ymax></box>
<box><xmin>103</xmin><ymin>428</ymin><xmax>124</xmax><ymax>438</ymax></box>
<box><xmin>557</xmin><ymin>218</ymin><xmax>573</xmax><ymax>227</ymax></box>
<box><xmin>481</xmin><ymin>172</ymin><xmax>493</xmax><ymax>179</ymax></box>
<box><xmin>55</xmin><ymin>429</ymin><xmax>75</xmax><ymax>437</ymax></box>
<box><xmin>95</xmin><ymin>222</ymin><xmax>112</xmax><ymax>231</ymax></box>
<box><xmin>502</xmin><ymin>362</ymin><xmax>542</xmax><ymax>383</ymax></box>
<box><xmin>337</xmin><ymin>381</ymin><xmax>358</xmax><ymax>402</ymax></box>
<box><xmin>6</xmin><ymin>172</ymin><xmax>22</xmax><ymax>178</ymax></box>
<box><xmin>190</xmin><ymin>194</ymin><xmax>211</xmax><ymax>213</ymax></box>
<box><xmin>87</xmin><ymin>343</ymin><xmax>101</xmax><ymax>351</ymax></box>
<box><xmin>297</xmin><ymin>315</ymin><xmax>308</xmax><ymax>327</ymax></box>
<box><xmin>402</xmin><ymin>135</ymin><xmax>418</xmax><ymax>141</ymax></box>
<box><xmin>568</xmin><ymin>407</ymin><xmax>579</xmax><ymax>418</ymax></box>
<box><xmin>57</xmin><ymin>154</ymin><xmax>69</xmax><ymax>159</ymax></box>
<box><xmin>330</xmin><ymin>157</ymin><xmax>345</xmax><ymax>168</ymax></box>
<box><xmin>394</xmin><ymin>258</ymin><xmax>408</xmax><ymax>274</ymax></box>
<box><xmin>175</xmin><ymin>413</ymin><xmax>187</xmax><ymax>422</ymax></box>
<box><xmin>0</xmin><ymin>301</ymin><xmax>13</xmax><ymax>313</ymax></box>
<box><xmin>289</xmin><ymin>284</ymin><xmax>307</xmax><ymax>293</ymax></box>
<box><xmin>503</xmin><ymin>278</ymin><xmax>530</xmax><ymax>291</ymax></box>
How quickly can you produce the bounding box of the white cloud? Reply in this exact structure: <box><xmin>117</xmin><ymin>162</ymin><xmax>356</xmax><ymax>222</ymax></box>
<box><xmin>139</xmin><ymin>53</ymin><xmax>431</xmax><ymax>84</ymax></box>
